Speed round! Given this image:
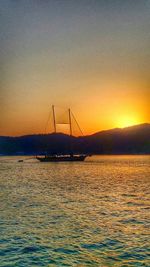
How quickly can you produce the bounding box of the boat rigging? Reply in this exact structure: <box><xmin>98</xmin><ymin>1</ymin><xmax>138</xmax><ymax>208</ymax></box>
<box><xmin>36</xmin><ymin>105</ymin><xmax>88</xmax><ymax>162</ymax></box>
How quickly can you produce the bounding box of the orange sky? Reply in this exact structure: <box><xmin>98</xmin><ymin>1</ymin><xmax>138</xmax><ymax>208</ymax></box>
<box><xmin>1</xmin><ymin>1</ymin><xmax>150</xmax><ymax>136</ymax></box>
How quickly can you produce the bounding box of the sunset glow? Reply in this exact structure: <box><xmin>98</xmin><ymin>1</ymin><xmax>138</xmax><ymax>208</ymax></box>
<box><xmin>116</xmin><ymin>116</ymin><xmax>140</xmax><ymax>129</ymax></box>
<box><xmin>0</xmin><ymin>1</ymin><xmax>149</xmax><ymax>136</ymax></box>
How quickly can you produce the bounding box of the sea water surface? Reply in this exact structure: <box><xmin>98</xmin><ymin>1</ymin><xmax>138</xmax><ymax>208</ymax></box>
<box><xmin>0</xmin><ymin>155</ymin><xmax>149</xmax><ymax>266</ymax></box>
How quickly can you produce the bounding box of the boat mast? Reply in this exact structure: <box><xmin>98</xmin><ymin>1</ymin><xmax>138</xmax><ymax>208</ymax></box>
<box><xmin>52</xmin><ymin>105</ymin><xmax>56</xmax><ymax>133</ymax></box>
<box><xmin>68</xmin><ymin>108</ymin><xmax>73</xmax><ymax>156</ymax></box>
<box><xmin>68</xmin><ymin>108</ymin><xmax>72</xmax><ymax>136</ymax></box>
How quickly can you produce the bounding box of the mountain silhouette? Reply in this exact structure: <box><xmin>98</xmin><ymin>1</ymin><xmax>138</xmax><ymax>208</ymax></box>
<box><xmin>0</xmin><ymin>123</ymin><xmax>150</xmax><ymax>155</ymax></box>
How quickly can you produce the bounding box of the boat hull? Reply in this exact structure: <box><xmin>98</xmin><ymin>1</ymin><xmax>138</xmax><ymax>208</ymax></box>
<box><xmin>36</xmin><ymin>155</ymin><xmax>87</xmax><ymax>162</ymax></box>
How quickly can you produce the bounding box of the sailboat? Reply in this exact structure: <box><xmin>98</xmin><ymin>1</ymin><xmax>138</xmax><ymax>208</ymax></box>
<box><xmin>36</xmin><ymin>106</ymin><xmax>88</xmax><ymax>162</ymax></box>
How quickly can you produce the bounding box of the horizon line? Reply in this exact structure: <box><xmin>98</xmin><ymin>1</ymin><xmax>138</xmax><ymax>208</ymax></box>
<box><xmin>0</xmin><ymin>122</ymin><xmax>149</xmax><ymax>138</ymax></box>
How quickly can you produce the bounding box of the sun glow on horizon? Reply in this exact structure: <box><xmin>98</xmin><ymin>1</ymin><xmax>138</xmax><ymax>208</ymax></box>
<box><xmin>1</xmin><ymin>1</ymin><xmax>149</xmax><ymax>137</ymax></box>
<box><xmin>116</xmin><ymin>115</ymin><xmax>141</xmax><ymax>129</ymax></box>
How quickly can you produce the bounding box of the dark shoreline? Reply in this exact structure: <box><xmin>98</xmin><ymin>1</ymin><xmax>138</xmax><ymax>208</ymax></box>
<box><xmin>0</xmin><ymin>123</ymin><xmax>150</xmax><ymax>155</ymax></box>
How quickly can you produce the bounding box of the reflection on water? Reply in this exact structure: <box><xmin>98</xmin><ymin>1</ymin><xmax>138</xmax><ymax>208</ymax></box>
<box><xmin>0</xmin><ymin>156</ymin><xmax>149</xmax><ymax>266</ymax></box>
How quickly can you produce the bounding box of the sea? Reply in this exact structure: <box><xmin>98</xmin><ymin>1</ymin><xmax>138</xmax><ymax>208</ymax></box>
<box><xmin>0</xmin><ymin>155</ymin><xmax>149</xmax><ymax>267</ymax></box>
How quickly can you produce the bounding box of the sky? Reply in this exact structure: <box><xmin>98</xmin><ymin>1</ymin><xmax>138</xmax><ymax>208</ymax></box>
<box><xmin>0</xmin><ymin>0</ymin><xmax>150</xmax><ymax>136</ymax></box>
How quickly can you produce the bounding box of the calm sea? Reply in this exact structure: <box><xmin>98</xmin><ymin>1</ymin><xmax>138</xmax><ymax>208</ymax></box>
<box><xmin>0</xmin><ymin>156</ymin><xmax>149</xmax><ymax>266</ymax></box>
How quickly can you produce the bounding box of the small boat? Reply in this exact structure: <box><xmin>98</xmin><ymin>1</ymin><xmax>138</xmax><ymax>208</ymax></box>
<box><xmin>18</xmin><ymin>159</ymin><xmax>23</xmax><ymax>162</ymax></box>
<box><xmin>36</xmin><ymin>106</ymin><xmax>88</xmax><ymax>162</ymax></box>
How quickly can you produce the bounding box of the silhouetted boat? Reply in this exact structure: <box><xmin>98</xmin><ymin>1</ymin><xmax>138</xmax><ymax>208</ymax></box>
<box><xmin>36</xmin><ymin>154</ymin><xmax>87</xmax><ymax>162</ymax></box>
<box><xmin>36</xmin><ymin>106</ymin><xmax>88</xmax><ymax>162</ymax></box>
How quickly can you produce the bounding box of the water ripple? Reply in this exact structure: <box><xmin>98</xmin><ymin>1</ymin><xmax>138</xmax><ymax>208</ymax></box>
<box><xmin>0</xmin><ymin>155</ymin><xmax>150</xmax><ymax>266</ymax></box>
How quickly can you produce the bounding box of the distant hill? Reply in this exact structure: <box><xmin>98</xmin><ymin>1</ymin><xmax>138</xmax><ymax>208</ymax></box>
<box><xmin>0</xmin><ymin>123</ymin><xmax>150</xmax><ymax>155</ymax></box>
